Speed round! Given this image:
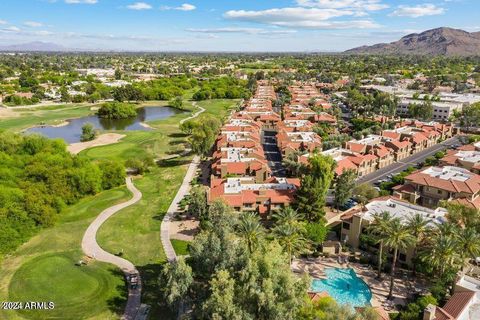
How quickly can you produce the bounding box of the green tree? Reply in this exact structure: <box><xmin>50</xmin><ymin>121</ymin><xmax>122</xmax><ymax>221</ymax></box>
<box><xmin>98</xmin><ymin>160</ymin><xmax>125</xmax><ymax>189</ymax></box>
<box><xmin>408</xmin><ymin>101</ymin><xmax>433</xmax><ymax>121</ymax></box>
<box><xmin>169</xmin><ymin>96</ymin><xmax>185</xmax><ymax>110</ymax></box>
<box><xmin>367</xmin><ymin>211</ymin><xmax>393</xmax><ymax>279</ymax></box>
<box><xmin>187</xmin><ymin>186</ymin><xmax>208</xmax><ymax>220</ymax></box>
<box><xmin>273</xmin><ymin>224</ymin><xmax>306</xmax><ymax>265</ymax></box>
<box><xmin>334</xmin><ymin>169</ymin><xmax>356</xmax><ymax>210</ymax></box>
<box><xmin>295</xmin><ymin>154</ymin><xmax>336</xmax><ymax>222</ymax></box>
<box><xmin>456</xmin><ymin>227</ymin><xmax>480</xmax><ymax>269</ymax></box>
<box><xmin>159</xmin><ymin>258</ymin><xmax>193</xmax><ymax>311</ymax></box>
<box><xmin>305</xmin><ymin>222</ymin><xmax>329</xmax><ymax>249</ymax></box>
<box><xmin>384</xmin><ymin>218</ymin><xmax>415</xmax><ymax>300</ymax></box>
<box><xmin>353</xmin><ymin>183</ymin><xmax>379</xmax><ymax>208</ymax></box>
<box><xmin>406</xmin><ymin>213</ymin><xmax>430</xmax><ymax>277</ymax></box>
<box><xmin>80</xmin><ymin>123</ymin><xmax>97</xmax><ymax>142</ymax></box>
<box><xmin>273</xmin><ymin>207</ymin><xmax>303</xmax><ymax>227</ymax></box>
<box><xmin>202</xmin><ymin>269</ymin><xmax>244</xmax><ymax>319</ymax></box>
<box><xmin>236</xmin><ymin>212</ymin><xmax>263</xmax><ymax>254</ymax></box>
<box><xmin>97</xmin><ymin>102</ymin><xmax>137</xmax><ymax>119</ymax></box>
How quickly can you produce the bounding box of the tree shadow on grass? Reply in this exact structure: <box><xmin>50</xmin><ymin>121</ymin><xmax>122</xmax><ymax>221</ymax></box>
<box><xmin>169</xmin><ymin>140</ymin><xmax>186</xmax><ymax>146</ymax></box>
<box><xmin>106</xmin><ymin>268</ymin><xmax>128</xmax><ymax>316</ymax></box>
<box><xmin>157</xmin><ymin>159</ymin><xmax>191</xmax><ymax>168</ymax></box>
<box><xmin>168</xmin><ymin>133</ymin><xmax>188</xmax><ymax>138</ymax></box>
<box><xmin>137</xmin><ymin>263</ymin><xmax>176</xmax><ymax>320</ymax></box>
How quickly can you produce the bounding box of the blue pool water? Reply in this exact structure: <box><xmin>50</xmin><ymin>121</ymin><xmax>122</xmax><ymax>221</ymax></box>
<box><xmin>311</xmin><ymin>268</ymin><xmax>372</xmax><ymax>307</ymax></box>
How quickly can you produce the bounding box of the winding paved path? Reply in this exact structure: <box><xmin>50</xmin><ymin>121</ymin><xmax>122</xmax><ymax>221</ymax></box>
<box><xmin>82</xmin><ymin>177</ymin><xmax>142</xmax><ymax>320</ymax></box>
<box><xmin>180</xmin><ymin>102</ymin><xmax>205</xmax><ymax>125</ymax></box>
<box><xmin>161</xmin><ymin>102</ymin><xmax>205</xmax><ymax>262</ymax></box>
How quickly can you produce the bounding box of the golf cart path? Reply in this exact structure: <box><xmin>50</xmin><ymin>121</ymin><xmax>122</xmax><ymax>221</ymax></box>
<box><xmin>82</xmin><ymin>177</ymin><xmax>142</xmax><ymax>320</ymax></box>
<box><xmin>161</xmin><ymin>102</ymin><xmax>205</xmax><ymax>262</ymax></box>
<box><xmin>180</xmin><ymin>102</ymin><xmax>205</xmax><ymax>124</ymax></box>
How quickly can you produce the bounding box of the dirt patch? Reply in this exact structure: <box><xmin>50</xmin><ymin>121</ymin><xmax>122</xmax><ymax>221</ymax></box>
<box><xmin>67</xmin><ymin>133</ymin><xmax>126</xmax><ymax>154</ymax></box>
<box><xmin>0</xmin><ymin>107</ymin><xmax>19</xmax><ymax>119</ymax></box>
<box><xmin>169</xmin><ymin>216</ymin><xmax>200</xmax><ymax>241</ymax></box>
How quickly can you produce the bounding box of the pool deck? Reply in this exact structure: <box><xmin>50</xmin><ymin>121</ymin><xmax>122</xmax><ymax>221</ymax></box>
<box><xmin>292</xmin><ymin>256</ymin><xmax>429</xmax><ymax>311</ymax></box>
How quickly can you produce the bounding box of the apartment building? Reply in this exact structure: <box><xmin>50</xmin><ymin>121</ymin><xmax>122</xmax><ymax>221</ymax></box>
<box><xmin>345</xmin><ymin>135</ymin><xmax>395</xmax><ymax>169</ymax></box>
<box><xmin>211</xmin><ymin>147</ymin><xmax>271</xmax><ymax>182</ymax></box>
<box><xmin>340</xmin><ymin>196</ymin><xmax>447</xmax><ymax>266</ymax></box>
<box><xmin>440</xmin><ymin>146</ymin><xmax>480</xmax><ymax>174</ymax></box>
<box><xmin>318</xmin><ymin>148</ymin><xmax>362</xmax><ymax>176</ymax></box>
<box><xmin>394</xmin><ymin>166</ymin><xmax>480</xmax><ymax>209</ymax></box>
<box><xmin>277</xmin><ymin>130</ymin><xmax>322</xmax><ymax>157</ymax></box>
<box><xmin>276</xmin><ymin>119</ymin><xmax>314</xmax><ymax>132</ymax></box>
<box><xmin>208</xmin><ymin>177</ymin><xmax>300</xmax><ymax>216</ymax></box>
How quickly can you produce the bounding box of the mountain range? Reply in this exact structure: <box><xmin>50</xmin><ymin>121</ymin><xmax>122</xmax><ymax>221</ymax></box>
<box><xmin>0</xmin><ymin>41</ymin><xmax>68</xmax><ymax>52</ymax></box>
<box><xmin>345</xmin><ymin>27</ymin><xmax>480</xmax><ymax>56</ymax></box>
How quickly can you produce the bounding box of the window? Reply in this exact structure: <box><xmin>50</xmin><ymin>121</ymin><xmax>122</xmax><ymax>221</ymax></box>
<box><xmin>438</xmin><ymin>189</ymin><xmax>442</xmax><ymax>195</ymax></box>
<box><xmin>399</xmin><ymin>253</ymin><xmax>407</xmax><ymax>262</ymax></box>
<box><xmin>343</xmin><ymin>222</ymin><xmax>350</xmax><ymax>230</ymax></box>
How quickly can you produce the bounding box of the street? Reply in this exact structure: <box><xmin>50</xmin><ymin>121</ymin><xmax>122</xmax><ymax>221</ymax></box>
<box><xmin>356</xmin><ymin>136</ymin><xmax>461</xmax><ymax>185</ymax></box>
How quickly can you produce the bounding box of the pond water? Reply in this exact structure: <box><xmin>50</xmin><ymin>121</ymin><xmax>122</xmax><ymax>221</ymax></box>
<box><xmin>25</xmin><ymin>106</ymin><xmax>183</xmax><ymax>143</ymax></box>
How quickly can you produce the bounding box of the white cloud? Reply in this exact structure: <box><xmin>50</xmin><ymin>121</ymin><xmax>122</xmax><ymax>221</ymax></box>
<box><xmin>187</xmin><ymin>27</ymin><xmax>297</xmax><ymax>35</ymax></box>
<box><xmin>296</xmin><ymin>0</ymin><xmax>388</xmax><ymax>11</ymax></box>
<box><xmin>1</xmin><ymin>26</ymin><xmax>21</xmax><ymax>33</ymax></box>
<box><xmin>224</xmin><ymin>7</ymin><xmax>380</xmax><ymax>29</ymax></box>
<box><xmin>176</xmin><ymin>3</ymin><xmax>196</xmax><ymax>11</ymax></box>
<box><xmin>126</xmin><ymin>2</ymin><xmax>152</xmax><ymax>10</ymax></box>
<box><xmin>24</xmin><ymin>21</ymin><xmax>44</xmax><ymax>27</ymax></box>
<box><xmin>34</xmin><ymin>30</ymin><xmax>54</xmax><ymax>36</ymax></box>
<box><xmin>390</xmin><ymin>4</ymin><xmax>445</xmax><ymax>18</ymax></box>
<box><xmin>0</xmin><ymin>20</ymin><xmax>7</xmax><ymax>25</ymax></box>
<box><xmin>161</xmin><ymin>3</ymin><xmax>196</xmax><ymax>11</ymax></box>
<box><xmin>65</xmin><ymin>0</ymin><xmax>98</xmax><ymax>4</ymax></box>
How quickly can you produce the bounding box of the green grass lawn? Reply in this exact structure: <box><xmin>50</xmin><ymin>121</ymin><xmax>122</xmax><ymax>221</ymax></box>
<box><xmin>0</xmin><ymin>187</ymin><xmax>131</xmax><ymax>320</ymax></box>
<box><xmin>0</xmin><ymin>104</ymin><xmax>95</xmax><ymax>132</ymax></box>
<box><xmin>170</xmin><ymin>239</ymin><xmax>190</xmax><ymax>256</ymax></box>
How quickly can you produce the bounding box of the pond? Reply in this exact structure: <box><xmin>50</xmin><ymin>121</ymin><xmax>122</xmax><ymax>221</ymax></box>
<box><xmin>25</xmin><ymin>106</ymin><xmax>183</xmax><ymax>143</ymax></box>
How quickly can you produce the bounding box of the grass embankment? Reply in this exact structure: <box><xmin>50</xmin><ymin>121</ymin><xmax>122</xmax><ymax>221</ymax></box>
<box><xmin>0</xmin><ymin>187</ymin><xmax>131</xmax><ymax>320</ymax></box>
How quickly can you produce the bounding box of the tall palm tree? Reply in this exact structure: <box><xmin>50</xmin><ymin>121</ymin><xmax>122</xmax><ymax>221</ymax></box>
<box><xmin>421</xmin><ymin>234</ymin><xmax>460</xmax><ymax>278</ymax></box>
<box><xmin>236</xmin><ymin>212</ymin><xmax>263</xmax><ymax>254</ymax></box>
<box><xmin>456</xmin><ymin>227</ymin><xmax>480</xmax><ymax>269</ymax></box>
<box><xmin>383</xmin><ymin>218</ymin><xmax>415</xmax><ymax>300</ymax></box>
<box><xmin>273</xmin><ymin>207</ymin><xmax>303</xmax><ymax>227</ymax></box>
<box><xmin>367</xmin><ymin>211</ymin><xmax>393</xmax><ymax>279</ymax></box>
<box><xmin>273</xmin><ymin>224</ymin><xmax>306</xmax><ymax>265</ymax></box>
<box><xmin>406</xmin><ymin>213</ymin><xmax>430</xmax><ymax>277</ymax></box>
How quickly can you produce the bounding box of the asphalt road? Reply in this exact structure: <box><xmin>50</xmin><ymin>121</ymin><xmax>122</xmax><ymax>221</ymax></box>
<box><xmin>356</xmin><ymin>136</ymin><xmax>461</xmax><ymax>185</ymax></box>
<box><xmin>262</xmin><ymin>131</ymin><xmax>286</xmax><ymax>177</ymax></box>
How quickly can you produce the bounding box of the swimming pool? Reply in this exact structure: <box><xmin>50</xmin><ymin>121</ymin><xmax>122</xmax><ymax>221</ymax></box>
<box><xmin>311</xmin><ymin>268</ymin><xmax>372</xmax><ymax>307</ymax></box>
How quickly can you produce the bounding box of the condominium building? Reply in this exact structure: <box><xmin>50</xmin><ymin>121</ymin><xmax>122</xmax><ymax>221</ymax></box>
<box><xmin>340</xmin><ymin>196</ymin><xmax>447</xmax><ymax>266</ymax></box>
<box><xmin>208</xmin><ymin>177</ymin><xmax>300</xmax><ymax>216</ymax></box>
<box><xmin>394</xmin><ymin>166</ymin><xmax>480</xmax><ymax>209</ymax></box>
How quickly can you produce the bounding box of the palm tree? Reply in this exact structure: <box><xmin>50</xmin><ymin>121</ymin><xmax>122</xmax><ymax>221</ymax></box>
<box><xmin>383</xmin><ymin>218</ymin><xmax>415</xmax><ymax>300</ymax></box>
<box><xmin>236</xmin><ymin>212</ymin><xmax>263</xmax><ymax>254</ymax></box>
<box><xmin>273</xmin><ymin>207</ymin><xmax>303</xmax><ymax>227</ymax></box>
<box><xmin>406</xmin><ymin>213</ymin><xmax>430</xmax><ymax>277</ymax></box>
<box><xmin>367</xmin><ymin>211</ymin><xmax>393</xmax><ymax>279</ymax></box>
<box><xmin>273</xmin><ymin>224</ymin><xmax>306</xmax><ymax>265</ymax></box>
<box><xmin>421</xmin><ymin>234</ymin><xmax>460</xmax><ymax>278</ymax></box>
<box><xmin>456</xmin><ymin>227</ymin><xmax>480</xmax><ymax>269</ymax></box>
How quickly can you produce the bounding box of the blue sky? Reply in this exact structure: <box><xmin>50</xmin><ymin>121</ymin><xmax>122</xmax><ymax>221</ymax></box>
<box><xmin>0</xmin><ymin>0</ymin><xmax>479</xmax><ymax>51</ymax></box>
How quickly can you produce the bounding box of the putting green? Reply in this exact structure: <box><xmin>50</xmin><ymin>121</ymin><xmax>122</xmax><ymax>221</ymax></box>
<box><xmin>9</xmin><ymin>252</ymin><xmax>126</xmax><ymax>319</ymax></box>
